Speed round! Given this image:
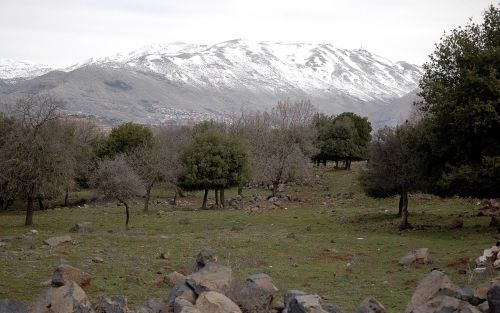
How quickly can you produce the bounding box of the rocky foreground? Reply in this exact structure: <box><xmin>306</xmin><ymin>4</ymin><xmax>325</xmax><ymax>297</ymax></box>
<box><xmin>0</xmin><ymin>248</ymin><xmax>499</xmax><ymax>313</ymax></box>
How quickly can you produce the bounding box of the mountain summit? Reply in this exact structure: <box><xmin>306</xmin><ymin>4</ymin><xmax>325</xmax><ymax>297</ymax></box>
<box><xmin>0</xmin><ymin>39</ymin><xmax>422</xmax><ymax>127</ymax></box>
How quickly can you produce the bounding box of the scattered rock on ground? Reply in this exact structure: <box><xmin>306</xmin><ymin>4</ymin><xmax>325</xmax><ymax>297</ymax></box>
<box><xmin>0</xmin><ymin>299</ymin><xmax>29</xmax><ymax>313</ymax></box>
<box><xmin>196</xmin><ymin>291</ymin><xmax>242</xmax><ymax>313</ymax></box>
<box><xmin>43</xmin><ymin>235</ymin><xmax>72</xmax><ymax>247</ymax></box>
<box><xmin>405</xmin><ymin>270</ymin><xmax>456</xmax><ymax>313</ymax></box>
<box><xmin>357</xmin><ymin>297</ymin><xmax>386</xmax><ymax>313</ymax></box>
<box><xmin>165</xmin><ymin>272</ymin><xmax>186</xmax><ymax>285</ymax></box>
<box><xmin>178</xmin><ymin>218</ymin><xmax>192</xmax><ymax>225</ymax></box>
<box><xmin>52</xmin><ymin>264</ymin><xmax>91</xmax><ymax>288</ymax></box>
<box><xmin>399</xmin><ymin>248</ymin><xmax>432</xmax><ymax>266</ymax></box>
<box><xmin>246</xmin><ymin>273</ymin><xmax>279</xmax><ymax>294</ymax></box>
<box><xmin>92</xmin><ymin>295</ymin><xmax>129</xmax><ymax>313</ymax></box>
<box><xmin>92</xmin><ymin>257</ymin><xmax>105</xmax><ymax>263</ymax></box>
<box><xmin>70</xmin><ymin>222</ymin><xmax>94</xmax><ymax>233</ymax></box>
<box><xmin>32</xmin><ymin>281</ymin><xmax>94</xmax><ymax>313</ymax></box>
<box><xmin>186</xmin><ymin>263</ymin><xmax>233</xmax><ymax>295</ymax></box>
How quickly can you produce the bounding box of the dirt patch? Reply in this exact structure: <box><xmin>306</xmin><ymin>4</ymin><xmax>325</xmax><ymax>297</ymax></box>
<box><xmin>314</xmin><ymin>250</ymin><xmax>370</xmax><ymax>262</ymax></box>
<box><xmin>446</xmin><ymin>257</ymin><xmax>470</xmax><ymax>269</ymax></box>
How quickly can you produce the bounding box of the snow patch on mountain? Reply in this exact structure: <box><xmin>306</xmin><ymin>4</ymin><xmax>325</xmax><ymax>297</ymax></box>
<box><xmin>0</xmin><ymin>59</ymin><xmax>53</xmax><ymax>80</ymax></box>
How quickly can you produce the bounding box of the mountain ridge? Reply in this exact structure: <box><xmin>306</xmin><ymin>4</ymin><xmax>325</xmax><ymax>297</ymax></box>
<box><xmin>0</xmin><ymin>39</ymin><xmax>422</xmax><ymax>128</ymax></box>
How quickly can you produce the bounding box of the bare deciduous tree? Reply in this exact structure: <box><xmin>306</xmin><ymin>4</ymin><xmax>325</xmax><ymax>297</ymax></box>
<box><xmin>92</xmin><ymin>156</ymin><xmax>144</xmax><ymax>228</ymax></box>
<box><xmin>0</xmin><ymin>95</ymin><xmax>75</xmax><ymax>225</ymax></box>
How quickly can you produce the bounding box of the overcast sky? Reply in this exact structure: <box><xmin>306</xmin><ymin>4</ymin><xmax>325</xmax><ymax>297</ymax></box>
<box><xmin>0</xmin><ymin>0</ymin><xmax>494</xmax><ymax>67</ymax></box>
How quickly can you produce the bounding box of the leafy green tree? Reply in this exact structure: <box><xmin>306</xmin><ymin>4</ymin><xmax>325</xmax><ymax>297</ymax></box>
<box><xmin>416</xmin><ymin>4</ymin><xmax>500</xmax><ymax>198</ymax></box>
<box><xmin>179</xmin><ymin>128</ymin><xmax>249</xmax><ymax>209</ymax></box>
<box><xmin>97</xmin><ymin>123</ymin><xmax>154</xmax><ymax>158</ymax></box>
<box><xmin>360</xmin><ymin>125</ymin><xmax>421</xmax><ymax>230</ymax></box>
<box><xmin>313</xmin><ymin>112</ymin><xmax>371</xmax><ymax>169</ymax></box>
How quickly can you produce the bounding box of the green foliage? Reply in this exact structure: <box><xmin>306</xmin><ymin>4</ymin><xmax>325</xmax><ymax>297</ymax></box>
<box><xmin>360</xmin><ymin>126</ymin><xmax>420</xmax><ymax>198</ymax></box>
<box><xmin>416</xmin><ymin>4</ymin><xmax>500</xmax><ymax>197</ymax></box>
<box><xmin>178</xmin><ymin>128</ymin><xmax>249</xmax><ymax>191</ymax></box>
<box><xmin>313</xmin><ymin>112</ymin><xmax>372</xmax><ymax>163</ymax></box>
<box><xmin>97</xmin><ymin>123</ymin><xmax>154</xmax><ymax>158</ymax></box>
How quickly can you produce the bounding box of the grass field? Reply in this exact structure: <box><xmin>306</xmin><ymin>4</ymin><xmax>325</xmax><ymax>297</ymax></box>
<box><xmin>0</xmin><ymin>162</ymin><xmax>496</xmax><ymax>312</ymax></box>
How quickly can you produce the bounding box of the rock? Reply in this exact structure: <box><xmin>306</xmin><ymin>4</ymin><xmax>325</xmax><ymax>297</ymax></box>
<box><xmin>494</xmin><ymin>259</ymin><xmax>500</xmax><ymax>269</ymax></box>
<box><xmin>488</xmin><ymin>282</ymin><xmax>500</xmax><ymax>313</ymax></box>
<box><xmin>166</xmin><ymin>272</ymin><xmax>186</xmax><ymax>285</ymax></box>
<box><xmin>475</xmin><ymin>283</ymin><xmax>491</xmax><ymax>302</ymax></box>
<box><xmin>474</xmin><ymin>267</ymin><xmax>487</xmax><ymax>275</ymax></box>
<box><xmin>160</xmin><ymin>251</ymin><xmax>171</xmax><ymax>260</ymax></box>
<box><xmin>284</xmin><ymin>290</ymin><xmax>306</xmax><ymax>309</ymax></box>
<box><xmin>31</xmin><ymin>229</ymin><xmax>39</xmax><ymax>235</ymax></box>
<box><xmin>0</xmin><ymin>299</ymin><xmax>29</xmax><ymax>313</ymax></box>
<box><xmin>398</xmin><ymin>253</ymin><xmax>417</xmax><ymax>266</ymax></box>
<box><xmin>448</xmin><ymin>216</ymin><xmax>464</xmax><ymax>229</ymax></box>
<box><xmin>405</xmin><ymin>270</ymin><xmax>456</xmax><ymax>313</ymax></box>
<box><xmin>230</xmin><ymin>280</ymin><xmax>273</xmax><ymax>313</ymax></box>
<box><xmin>92</xmin><ymin>257</ymin><xmax>105</xmax><ymax>263</ymax></box>
<box><xmin>166</xmin><ymin>282</ymin><xmax>196</xmax><ymax>307</ymax></box>
<box><xmin>196</xmin><ymin>291</ymin><xmax>242</xmax><ymax>313</ymax></box>
<box><xmin>357</xmin><ymin>297</ymin><xmax>386</xmax><ymax>313</ymax></box>
<box><xmin>51</xmin><ymin>264</ymin><xmax>91</xmax><ymax>288</ymax></box>
<box><xmin>483</xmin><ymin>247</ymin><xmax>498</xmax><ymax>261</ymax></box>
<box><xmin>186</xmin><ymin>263</ymin><xmax>233</xmax><ymax>295</ymax></box>
<box><xmin>399</xmin><ymin>248</ymin><xmax>432</xmax><ymax>266</ymax></box>
<box><xmin>456</xmin><ymin>284</ymin><xmax>474</xmax><ymax>303</ymax></box>
<box><xmin>43</xmin><ymin>235</ymin><xmax>72</xmax><ymax>247</ymax></box>
<box><xmin>174</xmin><ymin>298</ymin><xmax>195</xmax><ymax>313</ymax></box>
<box><xmin>287</xmin><ymin>294</ymin><xmax>328</xmax><ymax>313</ymax></box>
<box><xmin>70</xmin><ymin>222</ymin><xmax>94</xmax><ymax>233</ymax></box>
<box><xmin>178</xmin><ymin>218</ymin><xmax>192</xmax><ymax>225</ymax></box>
<box><xmin>477</xmin><ymin>301</ymin><xmax>489</xmax><ymax>313</ymax></box>
<box><xmin>195</xmin><ymin>248</ymin><xmax>217</xmax><ymax>269</ymax></box>
<box><xmin>246</xmin><ymin>273</ymin><xmax>279</xmax><ymax>294</ymax></box>
<box><xmin>409</xmin><ymin>295</ymin><xmax>481</xmax><ymax>313</ymax></box>
<box><xmin>135</xmin><ymin>299</ymin><xmax>166</xmax><ymax>313</ymax></box>
<box><xmin>477</xmin><ymin>256</ymin><xmax>488</xmax><ymax>267</ymax></box>
<box><xmin>32</xmin><ymin>281</ymin><xmax>94</xmax><ymax>313</ymax></box>
<box><xmin>93</xmin><ymin>295</ymin><xmax>128</xmax><ymax>313</ymax></box>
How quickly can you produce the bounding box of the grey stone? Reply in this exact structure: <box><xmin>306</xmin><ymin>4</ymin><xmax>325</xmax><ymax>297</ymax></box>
<box><xmin>32</xmin><ymin>281</ymin><xmax>94</xmax><ymax>313</ymax></box>
<box><xmin>186</xmin><ymin>263</ymin><xmax>233</xmax><ymax>295</ymax></box>
<box><xmin>0</xmin><ymin>299</ymin><xmax>29</xmax><ymax>313</ymax></box>
<box><xmin>43</xmin><ymin>235</ymin><xmax>72</xmax><ymax>247</ymax></box>
<box><xmin>488</xmin><ymin>282</ymin><xmax>500</xmax><ymax>313</ymax></box>
<box><xmin>357</xmin><ymin>297</ymin><xmax>386</xmax><ymax>313</ymax></box>
<box><xmin>93</xmin><ymin>295</ymin><xmax>129</xmax><ymax>313</ymax></box>
<box><xmin>70</xmin><ymin>222</ymin><xmax>94</xmax><ymax>233</ymax></box>
<box><xmin>166</xmin><ymin>282</ymin><xmax>196</xmax><ymax>307</ymax></box>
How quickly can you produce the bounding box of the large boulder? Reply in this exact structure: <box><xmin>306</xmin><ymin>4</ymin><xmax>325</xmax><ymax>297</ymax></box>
<box><xmin>283</xmin><ymin>290</ymin><xmax>342</xmax><ymax>313</ymax></box>
<box><xmin>196</xmin><ymin>291</ymin><xmax>242</xmax><ymax>313</ymax></box>
<box><xmin>0</xmin><ymin>299</ymin><xmax>29</xmax><ymax>313</ymax></box>
<box><xmin>488</xmin><ymin>282</ymin><xmax>500</xmax><ymax>313</ymax></box>
<box><xmin>135</xmin><ymin>299</ymin><xmax>167</xmax><ymax>313</ymax></box>
<box><xmin>186</xmin><ymin>263</ymin><xmax>233</xmax><ymax>295</ymax></box>
<box><xmin>32</xmin><ymin>281</ymin><xmax>95</xmax><ymax>313</ymax></box>
<box><xmin>193</xmin><ymin>248</ymin><xmax>217</xmax><ymax>271</ymax></box>
<box><xmin>70</xmin><ymin>222</ymin><xmax>94</xmax><ymax>233</ymax></box>
<box><xmin>52</xmin><ymin>264</ymin><xmax>91</xmax><ymax>288</ymax></box>
<box><xmin>246</xmin><ymin>273</ymin><xmax>279</xmax><ymax>294</ymax></box>
<box><xmin>229</xmin><ymin>280</ymin><xmax>273</xmax><ymax>313</ymax></box>
<box><xmin>405</xmin><ymin>270</ymin><xmax>457</xmax><ymax>313</ymax></box>
<box><xmin>410</xmin><ymin>295</ymin><xmax>481</xmax><ymax>313</ymax></box>
<box><xmin>93</xmin><ymin>295</ymin><xmax>129</xmax><ymax>313</ymax></box>
<box><xmin>356</xmin><ymin>297</ymin><xmax>386</xmax><ymax>313</ymax></box>
<box><xmin>166</xmin><ymin>282</ymin><xmax>196</xmax><ymax>307</ymax></box>
<box><xmin>44</xmin><ymin>235</ymin><xmax>72</xmax><ymax>247</ymax></box>
<box><xmin>165</xmin><ymin>272</ymin><xmax>187</xmax><ymax>285</ymax></box>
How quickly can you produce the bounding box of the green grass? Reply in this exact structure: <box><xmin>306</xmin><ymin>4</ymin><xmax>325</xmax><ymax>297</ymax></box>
<box><xmin>0</xmin><ymin>162</ymin><xmax>496</xmax><ymax>312</ymax></box>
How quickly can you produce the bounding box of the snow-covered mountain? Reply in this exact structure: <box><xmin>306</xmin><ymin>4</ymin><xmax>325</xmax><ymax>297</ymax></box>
<box><xmin>0</xmin><ymin>59</ymin><xmax>53</xmax><ymax>80</ymax></box>
<box><xmin>0</xmin><ymin>39</ymin><xmax>422</xmax><ymax>127</ymax></box>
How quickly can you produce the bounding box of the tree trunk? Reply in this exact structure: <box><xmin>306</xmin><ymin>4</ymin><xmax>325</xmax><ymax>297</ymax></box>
<box><xmin>399</xmin><ymin>188</ymin><xmax>412</xmax><ymax>230</ymax></box>
<box><xmin>322</xmin><ymin>159</ymin><xmax>327</xmax><ymax>166</ymax></box>
<box><xmin>220</xmin><ymin>188</ymin><xmax>225</xmax><ymax>208</ymax></box>
<box><xmin>25</xmin><ymin>197</ymin><xmax>34</xmax><ymax>226</ymax></box>
<box><xmin>37</xmin><ymin>197</ymin><xmax>45</xmax><ymax>210</ymax></box>
<box><xmin>398</xmin><ymin>190</ymin><xmax>404</xmax><ymax>217</ymax></box>
<box><xmin>173</xmin><ymin>190</ymin><xmax>178</xmax><ymax>206</ymax></box>
<box><xmin>202</xmin><ymin>189</ymin><xmax>209</xmax><ymax>209</ymax></box>
<box><xmin>124</xmin><ymin>202</ymin><xmax>130</xmax><ymax>229</ymax></box>
<box><xmin>178</xmin><ymin>189</ymin><xmax>186</xmax><ymax>198</ymax></box>
<box><xmin>143</xmin><ymin>184</ymin><xmax>153</xmax><ymax>212</ymax></box>
<box><xmin>238</xmin><ymin>186</ymin><xmax>243</xmax><ymax>197</ymax></box>
<box><xmin>64</xmin><ymin>188</ymin><xmax>69</xmax><ymax>207</ymax></box>
<box><xmin>335</xmin><ymin>160</ymin><xmax>339</xmax><ymax>169</ymax></box>
<box><xmin>272</xmin><ymin>182</ymin><xmax>279</xmax><ymax>197</ymax></box>
<box><xmin>215</xmin><ymin>189</ymin><xmax>219</xmax><ymax>207</ymax></box>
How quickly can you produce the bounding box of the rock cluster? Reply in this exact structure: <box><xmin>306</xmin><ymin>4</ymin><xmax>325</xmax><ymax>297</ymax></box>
<box><xmin>475</xmin><ymin>245</ymin><xmax>500</xmax><ymax>272</ymax></box>
<box><xmin>4</xmin><ymin>249</ymin><xmax>500</xmax><ymax>313</ymax></box>
<box><xmin>228</xmin><ymin>195</ymin><xmax>290</xmax><ymax>212</ymax></box>
<box><xmin>399</xmin><ymin>248</ymin><xmax>433</xmax><ymax>266</ymax></box>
